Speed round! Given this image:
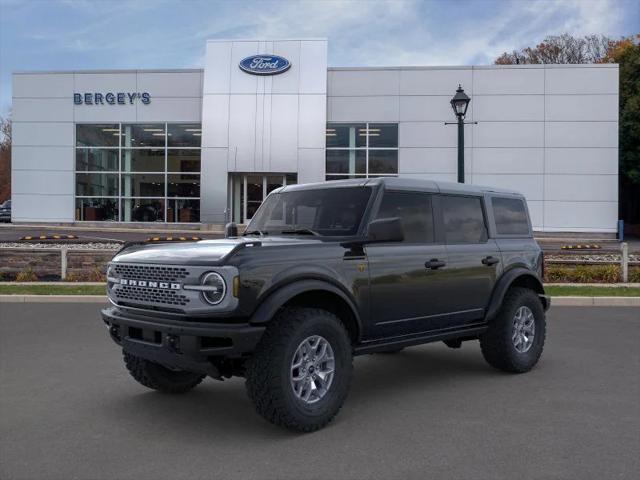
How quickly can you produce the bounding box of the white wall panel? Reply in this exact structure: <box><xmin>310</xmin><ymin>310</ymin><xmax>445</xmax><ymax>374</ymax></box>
<box><xmin>525</xmin><ymin>200</ymin><xmax>544</xmax><ymax>229</ymax></box>
<box><xmin>269</xmin><ymin>95</ymin><xmax>299</xmax><ymax>172</ymax></box>
<box><xmin>199</xmin><ymin>148</ymin><xmax>228</xmax><ymax>224</ymax></box>
<box><xmin>11</xmin><ymin>146</ymin><xmax>73</xmax><ymax>171</ymax></box>
<box><xmin>329</xmin><ymin>70</ymin><xmax>399</xmax><ymax>96</ymax></box>
<box><xmin>13</xmin><ymin>73</ymin><xmax>74</xmax><ymax>98</ymax></box>
<box><xmin>472</xmin><ymin>174</ymin><xmax>543</xmax><ymax>201</ymax></box>
<box><xmin>545</xmin><ymin>174</ymin><xmax>617</xmax><ymax>202</ymax></box>
<box><xmin>298</xmin><ymin>95</ymin><xmax>326</xmax><ymax>149</ymax></box>
<box><xmin>299</xmin><ymin>41</ymin><xmax>328</xmax><ymax>94</ymax></box>
<box><xmin>545</xmin><ymin>94</ymin><xmax>618</xmax><ymax>121</ymax></box>
<box><xmin>227</xmin><ymin>94</ymin><xmax>257</xmax><ymax>171</ymax></box>
<box><xmin>545</xmin><ymin>66</ymin><xmax>618</xmax><ymax>94</ymax></box>
<box><xmin>11</xmin><ymin>194</ymin><xmax>74</xmax><ymax>222</ymax></box>
<box><xmin>473</xmin><ymin>67</ymin><xmax>544</xmax><ymax>95</ymax></box>
<box><xmin>12</xmin><ymin>122</ymin><xmax>74</xmax><ymax>146</ymax></box>
<box><xmin>545</xmin><ymin>148</ymin><xmax>617</xmax><ymax>175</ymax></box>
<box><xmin>473</xmin><ymin>148</ymin><xmax>544</xmax><ymax>174</ymax></box>
<box><xmin>73</xmin><ymin>103</ymin><xmax>136</xmax><ymax>122</ymax></box>
<box><xmin>544</xmin><ymin>201</ymin><xmax>617</xmax><ymax>231</ymax></box>
<box><xmin>12</xmin><ymin>170</ymin><xmax>73</xmax><ymax>195</ymax></box>
<box><xmin>13</xmin><ymin>98</ymin><xmax>73</xmax><ymax>122</ymax></box>
<box><xmin>137</xmin><ymin>72</ymin><xmax>202</xmax><ymax>97</ymax></box>
<box><xmin>271</xmin><ymin>41</ymin><xmax>301</xmax><ymax>94</ymax></box>
<box><xmin>475</xmin><ymin>122</ymin><xmax>544</xmax><ymax>148</ymax></box>
<box><xmin>399</xmin><ymin>96</ymin><xmax>468</xmax><ymax>122</ymax></box>
<box><xmin>203</xmin><ymin>42</ymin><xmax>232</xmax><ymax>94</ymax></box>
<box><xmin>545</xmin><ymin>122</ymin><xmax>618</xmax><ymax>148</ymax></box>
<box><xmin>74</xmin><ymin>73</ymin><xmax>136</xmax><ymax>92</ymax></box>
<box><xmin>137</xmin><ymin>98</ymin><xmax>201</xmax><ymax>122</ymax></box>
<box><xmin>228</xmin><ymin>41</ymin><xmax>260</xmax><ymax>94</ymax></box>
<box><xmin>298</xmin><ymin>149</ymin><xmax>325</xmax><ymax>183</ymax></box>
<box><xmin>201</xmin><ymin>95</ymin><xmax>229</xmax><ymax>148</ymax></box>
<box><xmin>399</xmin><ymin>147</ymin><xmax>468</xmax><ymax>174</ymax></box>
<box><xmin>473</xmin><ymin>95</ymin><xmax>544</xmax><ymax>122</ymax></box>
<box><xmin>400</xmin><ymin>122</ymin><xmax>472</xmax><ymax>148</ymax></box>
<box><xmin>399</xmin><ymin>69</ymin><xmax>472</xmax><ymax>95</ymax></box>
<box><xmin>329</xmin><ymin>96</ymin><xmax>399</xmax><ymax>122</ymax></box>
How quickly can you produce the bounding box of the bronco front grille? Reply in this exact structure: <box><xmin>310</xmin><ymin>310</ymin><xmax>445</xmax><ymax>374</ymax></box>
<box><xmin>114</xmin><ymin>284</ymin><xmax>190</xmax><ymax>306</ymax></box>
<box><xmin>113</xmin><ymin>264</ymin><xmax>189</xmax><ymax>282</ymax></box>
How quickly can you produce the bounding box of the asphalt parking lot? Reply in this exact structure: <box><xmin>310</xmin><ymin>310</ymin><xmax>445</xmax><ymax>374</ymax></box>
<box><xmin>1</xmin><ymin>304</ymin><xmax>638</xmax><ymax>480</ymax></box>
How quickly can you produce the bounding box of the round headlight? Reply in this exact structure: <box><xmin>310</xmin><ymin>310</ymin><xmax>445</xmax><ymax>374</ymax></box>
<box><xmin>201</xmin><ymin>272</ymin><xmax>226</xmax><ymax>305</ymax></box>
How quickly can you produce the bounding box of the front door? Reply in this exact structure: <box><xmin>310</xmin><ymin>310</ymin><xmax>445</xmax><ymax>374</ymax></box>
<box><xmin>366</xmin><ymin>190</ymin><xmax>450</xmax><ymax>338</ymax></box>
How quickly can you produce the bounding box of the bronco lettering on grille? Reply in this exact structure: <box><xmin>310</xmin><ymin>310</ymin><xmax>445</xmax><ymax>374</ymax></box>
<box><xmin>119</xmin><ymin>279</ymin><xmax>181</xmax><ymax>290</ymax></box>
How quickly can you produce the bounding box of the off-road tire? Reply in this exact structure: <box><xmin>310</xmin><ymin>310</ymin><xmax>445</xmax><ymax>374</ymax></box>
<box><xmin>245</xmin><ymin>307</ymin><xmax>353</xmax><ymax>432</ymax></box>
<box><xmin>123</xmin><ymin>351</ymin><xmax>205</xmax><ymax>393</ymax></box>
<box><xmin>479</xmin><ymin>287</ymin><xmax>546</xmax><ymax>373</ymax></box>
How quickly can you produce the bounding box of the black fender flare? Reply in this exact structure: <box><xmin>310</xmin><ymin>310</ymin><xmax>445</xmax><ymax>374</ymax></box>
<box><xmin>485</xmin><ymin>268</ymin><xmax>547</xmax><ymax>321</ymax></box>
<box><xmin>249</xmin><ymin>279</ymin><xmax>362</xmax><ymax>338</ymax></box>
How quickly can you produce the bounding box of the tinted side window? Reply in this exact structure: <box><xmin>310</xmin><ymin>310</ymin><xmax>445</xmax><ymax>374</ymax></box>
<box><xmin>492</xmin><ymin>197</ymin><xmax>530</xmax><ymax>235</ymax></box>
<box><xmin>441</xmin><ymin>195</ymin><xmax>487</xmax><ymax>244</ymax></box>
<box><xmin>375</xmin><ymin>191</ymin><xmax>434</xmax><ymax>243</ymax></box>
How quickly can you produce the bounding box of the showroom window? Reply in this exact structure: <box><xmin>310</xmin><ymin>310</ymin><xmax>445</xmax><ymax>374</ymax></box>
<box><xmin>325</xmin><ymin>123</ymin><xmax>398</xmax><ymax>181</ymax></box>
<box><xmin>75</xmin><ymin>123</ymin><xmax>201</xmax><ymax>222</ymax></box>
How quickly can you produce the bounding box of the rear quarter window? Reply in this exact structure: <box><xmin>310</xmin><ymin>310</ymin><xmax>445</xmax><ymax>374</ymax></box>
<box><xmin>492</xmin><ymin>197</ymin><xmax>530</xmax><ymax>235</ymax></box>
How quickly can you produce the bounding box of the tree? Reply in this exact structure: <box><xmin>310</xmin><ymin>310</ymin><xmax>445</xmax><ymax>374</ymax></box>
<box><xmin>495</xmin><ymin>33</ymin><xmax>640</xmax><ymax>228</ymax></box>
<box><xmin>0</xmin><ymin>115</ymin><xmax>10</xmax><ymax>203</ymax></box>
<box><xmin>495</xmin><ymin>34</ymin><xmax>610</xmax><ymax>65</ymax></box>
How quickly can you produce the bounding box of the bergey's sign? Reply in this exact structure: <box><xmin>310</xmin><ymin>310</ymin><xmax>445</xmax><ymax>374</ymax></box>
<box><xmin>74</xmin><ymin>92</ymin><xmax>151</xmax><ymax>105</ymax></box>
<box><xmin>239</xmin><ymin>55</ymin><xmax>291</xmax><ymax>75</ymax></box>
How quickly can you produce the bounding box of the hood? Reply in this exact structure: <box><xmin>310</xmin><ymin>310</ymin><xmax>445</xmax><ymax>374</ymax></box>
<box><xmin>112</xmin><ymin>236</ymin><xmax>325</xmax><ymax>266</ymax></box>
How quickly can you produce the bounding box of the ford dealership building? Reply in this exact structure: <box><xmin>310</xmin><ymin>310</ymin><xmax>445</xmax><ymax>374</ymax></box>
<box><xmin>11</xmin><ymin>39</ymin><xmax>619</xmax><ymax>232</ymax></box>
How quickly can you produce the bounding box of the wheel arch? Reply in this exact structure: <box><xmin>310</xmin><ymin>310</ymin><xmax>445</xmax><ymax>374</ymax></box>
<box><xmin>485</xmin><ymin>268</ymin><xmax>547</xmax><ymax>321</ymax></box>
<box><xmin>249</xmin><ymin>279</ymin><xmax>362</xmax><ymax>343</ymax></box>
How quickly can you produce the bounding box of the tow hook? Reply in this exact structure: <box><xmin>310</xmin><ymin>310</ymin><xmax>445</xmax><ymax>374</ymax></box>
<box><xmin>167</xmin><ymin>334</ymin><xmax>179</xmax><ymax>353</ymax></box>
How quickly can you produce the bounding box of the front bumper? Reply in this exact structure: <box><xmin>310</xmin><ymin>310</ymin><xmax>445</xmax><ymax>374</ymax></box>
<box><xmin>102</xmin><ymin>306</ymin><xmax>265</xmax><ymax>375</ymax></box>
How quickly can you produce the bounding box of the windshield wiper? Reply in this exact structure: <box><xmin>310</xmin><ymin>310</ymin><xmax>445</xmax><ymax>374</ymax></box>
<box><xmin>280</xmin><ymin>228</ymin><xmax>320</xmax><ymax>236</ymax></box>
<box><xmin>243</xmin><ymin>230</ymin><xmax>267</xmax><ymax>236</ymax></box>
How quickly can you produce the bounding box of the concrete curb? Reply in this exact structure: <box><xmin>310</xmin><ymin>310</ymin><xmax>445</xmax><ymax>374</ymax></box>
<box><xmin>1</xmin><ymin>295</ymin><xmax>639</xmax><ymax>306</ymax></box>
<box><xmin>550</xmin><ymin>296</ymin><xmax>640</xmax><ymax>306</ymax></box>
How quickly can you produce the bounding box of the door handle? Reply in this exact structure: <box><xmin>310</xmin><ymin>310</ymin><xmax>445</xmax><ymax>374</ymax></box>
<box><xmin>482</xmin><ymin>256</ymin><xmax>500</xmax><ymax>266</ymax></box>
<box><xmin>425</xmin><ymin>259</ymin><xmax>446</xmax><ymax>270</ymax></box>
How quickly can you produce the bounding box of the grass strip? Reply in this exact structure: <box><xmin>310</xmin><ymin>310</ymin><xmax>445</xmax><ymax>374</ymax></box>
<box><xmin>0</xmin><ymin>284</ymin><xmax>106</xmax><ymax>295</ymax></box>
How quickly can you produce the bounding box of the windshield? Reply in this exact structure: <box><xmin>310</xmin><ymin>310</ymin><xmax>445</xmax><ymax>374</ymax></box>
<box><xmin>246</xmin><ymin>186</ymin><xmax>373</xmax><ymax>237</ymax></box>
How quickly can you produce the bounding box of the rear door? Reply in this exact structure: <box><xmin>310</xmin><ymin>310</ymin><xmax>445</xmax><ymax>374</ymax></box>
<box><xmin>366</xmin><ymin>190</ymin><xmax>449</xmax><ymax>338</ymax></box>
<box><xmin>439</xmin><ymin>194</ymin><xmax>501</xmax><ymax>326</ymax></box>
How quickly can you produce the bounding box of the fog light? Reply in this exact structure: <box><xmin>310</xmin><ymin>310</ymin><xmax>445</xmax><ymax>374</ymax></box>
<box><xmin>201</xmin><ymin>272</ymin><xmax>226</xmax><ymax>305</ymax></box>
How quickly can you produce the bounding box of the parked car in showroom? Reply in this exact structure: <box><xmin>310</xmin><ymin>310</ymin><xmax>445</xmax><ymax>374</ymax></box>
<box><xmin>101</xmin><ymin>178</ymin><xmax>549</xmax><ymax>432</ymax></box>
<box><xmin>0</xmin><ymin>199</ymin><xmax>11</xmax><ymax>222</ymax></box>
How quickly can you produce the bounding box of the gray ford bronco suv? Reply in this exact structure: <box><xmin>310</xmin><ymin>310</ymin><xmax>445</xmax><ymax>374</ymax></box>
<box><xmin>102</xmin><ymin>178</ymin><xmax>550</xmax><ymax>432</ymax></box>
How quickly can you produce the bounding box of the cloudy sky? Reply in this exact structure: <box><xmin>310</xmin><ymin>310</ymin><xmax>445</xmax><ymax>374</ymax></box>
<box><xmin>0</xmin><ymin>0</ymin><xmax>638</xmax><ymax>115</ymax></box>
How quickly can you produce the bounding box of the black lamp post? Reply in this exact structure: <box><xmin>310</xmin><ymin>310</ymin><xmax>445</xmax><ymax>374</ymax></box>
<box><xmin>449</xmin><ymin>84</ymin><xmax>471</xmax><ymax>183</ymax></box>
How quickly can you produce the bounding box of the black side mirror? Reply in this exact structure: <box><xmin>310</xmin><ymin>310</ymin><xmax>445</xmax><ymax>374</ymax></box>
<box><xmin>366</xmin><ymin>217</ymin><xmax>404</xmax><ymax>243</ymax></box>
<box><xmin>225</xmin><ymin>222</ymin><xmax>238</xmax><ymax>238</ymax></box>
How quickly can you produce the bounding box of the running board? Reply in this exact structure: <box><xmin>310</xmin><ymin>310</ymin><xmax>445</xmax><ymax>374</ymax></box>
<box><xmin>353</xmin><ymin>324</ymin><xmax>487</xmax><ymax>355</ymax></box>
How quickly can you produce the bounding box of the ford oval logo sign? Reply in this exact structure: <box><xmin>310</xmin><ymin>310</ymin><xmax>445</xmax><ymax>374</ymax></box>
<box><xmin>239</xmin><ymin>55</ymin><xmax>291</xmax><ymax>75</ymax></box>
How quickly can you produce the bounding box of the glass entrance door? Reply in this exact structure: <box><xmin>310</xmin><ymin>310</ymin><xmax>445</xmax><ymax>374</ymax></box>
<box><xmin>228</xmin><ymin>174</ymin><xmax>296</xmax><ymax>224</ymax></box>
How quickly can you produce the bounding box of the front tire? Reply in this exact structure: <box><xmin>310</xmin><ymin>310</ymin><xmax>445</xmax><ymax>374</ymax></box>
<box><xmin>123</xmin><ymin>351</ymin><xmax>205</xmax><ymax>393</ymax></box>
<box><xmin>245</xmin><ymin>307</ymin><xmax>353</xmax><ymax>432</ymax></box>
<box><xmin>479</xmin><ymin>287</ymin><xmax>546</xmax><ymax>373</ymax></box>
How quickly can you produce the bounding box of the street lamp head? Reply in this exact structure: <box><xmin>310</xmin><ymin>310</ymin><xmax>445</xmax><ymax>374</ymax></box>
<box><xmin>450</xmin><ymin>84</ymin><xmax>470</xmax><ymax>118</ymax></box>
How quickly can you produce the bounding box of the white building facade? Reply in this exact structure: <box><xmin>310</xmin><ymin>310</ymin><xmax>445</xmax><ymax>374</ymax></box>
<box><xmin>11</xmin><ymin>38</ymin><xmax>619</xmax><ymax>232</ymax></box>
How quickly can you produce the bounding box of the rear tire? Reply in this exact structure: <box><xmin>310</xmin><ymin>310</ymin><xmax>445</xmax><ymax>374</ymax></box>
<box><xmin>479</xmin><ymin>287</ymin><xmax>546</xmax><ymax>373</ymax></box>
<box><xmin>245</xmin><ymin>307</ymin><xmax>353</xmax><ymax>432</ymax></box>
<box><xmin>123</xmin><ymin>351</ymin><xmax>205</xmax><ymax>393</ymax></box>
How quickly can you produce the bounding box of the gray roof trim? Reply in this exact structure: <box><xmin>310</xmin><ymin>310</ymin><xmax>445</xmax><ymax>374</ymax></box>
<box><xmin>13</xmin><ymin>69</ymin><xmax>204</xmax><ymax>75</ymax></box>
